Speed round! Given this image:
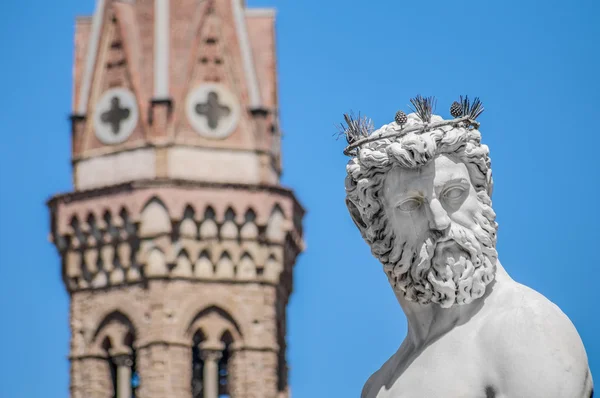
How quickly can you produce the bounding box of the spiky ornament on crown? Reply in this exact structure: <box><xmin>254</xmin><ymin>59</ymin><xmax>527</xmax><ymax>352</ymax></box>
<box><xmin>342</xmin><ymin>96</ymin><xmax>497</xmax><ymax>308</ymax></box>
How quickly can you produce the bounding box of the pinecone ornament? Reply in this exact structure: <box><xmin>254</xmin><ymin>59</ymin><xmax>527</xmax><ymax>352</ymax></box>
<box><xmin>450</xmin><ymin>101</ymin><xmax>463</xmax><ymax>118</ymax></box>
<box><xmin>395</xmin><ymin>110</ymin><xmax>407</xmax><ymax>126</ymax></box>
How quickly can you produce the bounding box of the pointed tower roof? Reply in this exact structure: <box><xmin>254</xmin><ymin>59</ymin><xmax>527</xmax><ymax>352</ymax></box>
<box><xmin>69</xmin><ymin>0</ymin><xmax>284</xmax><ymax>191</ymax></box>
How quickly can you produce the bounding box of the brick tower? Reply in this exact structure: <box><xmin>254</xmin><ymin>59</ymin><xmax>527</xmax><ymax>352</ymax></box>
<box><xmin>47</xmin><ymin>1</ymin><xmax>305</xmax><ymax>397</ymax></box>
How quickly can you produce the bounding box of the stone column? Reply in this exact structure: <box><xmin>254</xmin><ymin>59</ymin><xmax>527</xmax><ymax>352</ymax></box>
<box><xmin>200</xmin><ymin>349</ymin><xmax>222</xmax><ymax>398</ymax></box>
<box><xmin>113</xmin><ymin>354</ymin><xmax>133</xmax><ymax>398</ymax></box>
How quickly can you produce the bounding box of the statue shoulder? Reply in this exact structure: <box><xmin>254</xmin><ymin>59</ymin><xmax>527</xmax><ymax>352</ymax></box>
<box><xmin>481</xmin><ymin>283</ymin><xmax>592</xmax><ymax>397</ymax></box>
<box><xmin>361</xmin><ymin>371</ymin><xmax>378</xmax><ymax>398</ymax></box>
<box><xmin>360</xmin><ymin>347</ymin><xmax>402</xmax><ymax>398</ymax></box>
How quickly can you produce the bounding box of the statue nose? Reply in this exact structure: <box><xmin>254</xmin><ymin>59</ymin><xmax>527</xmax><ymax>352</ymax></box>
<box><xmin>427</xmin><ymin>199</ymin><xmax>451</xmax><ymax>231</ymax></box>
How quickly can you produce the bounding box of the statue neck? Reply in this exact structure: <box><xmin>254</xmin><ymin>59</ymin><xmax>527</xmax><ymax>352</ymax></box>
<box><xmin>396</xmin><ymin>261</ymin><xmax>511</xmax><ymax>348</ymax></box>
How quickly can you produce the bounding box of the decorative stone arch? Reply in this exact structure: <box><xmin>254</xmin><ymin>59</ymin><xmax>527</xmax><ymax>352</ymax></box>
<box><xmin>238</xmin><ymin>241</ymin><xmax>260</xmax><ymax>264</ymax></box>
<box><xmin>101</xmin><ymin>209</ymin><xmax>119</xmax><ymax>238</ymax></box>
<box><xmin>240</xmin><ymin>207</ymin><xmax>258</xmax><ymax>239</ymax></box>
<box><xmin>217</xmin><ymin>329</ymin><xmax>235</xmax><ymax>397</ymax></box>
<box><xmin>203</xmin><ymin>205</ymin><xmax>216</xmax><ymax>220</ymax></box>
<box><xmin>179</xmin><ymin>204</ymin><xmax>198</xmax><ymax>239</ymax></box>
<box><xmin>85</xmin><ymin>212</ymin><xmax>97</xmax><ymax>233</ymax></box>
<box><xmin>117</xmin><ymin>205</ymin><xmax>130</xmax><ymax>223</ymax></box>
<box><xmin>69</xmin><ymin>214</ymin><xmax>81</xmax><ymax>230</ymax></box>
<box><xmin>118</xmin><ymin>206</ymin><xmax>136</xmax><ymax>236</ymax></box>
<box><xmin>264</xmin><ymin>253</ymin><xmax>281</xmax><ymax>283</ymax></box>
<box><xmin>244</xmin><ymin>207</ymin><xmax>257</xmax><ymax>222</ymax></box>
<box><xmin>181</xmin><ymin>204</ymin><xmax>196</xmax><ymax>220</ymax></box>
<box><xmin>186</xmin><ymin>306</ymin><xmax>243</xmax><ymax>398</ymax></box>
<box><xmin>190</xmin><ymin>327</ymin><xmax>207</xmax><ymax>398</ymax></box>
<box><xmin>266</xmin><ymin>203</ymin><xmax>287</xmax><ymax>242</ymax></box>
<box><xmin>237</xmin><ymin>251</ymin><xmax>256</xmax><ymax>280</ymax></box>
<box><xmin>143</xmin><ymin>246</ymin><xmax>168</xmax><ymax>277</ymax></box>
<box><xmin>223</xmin><ymin>206</ymin><xmax>236</xmax><ymax>222</ymax></box>
<box><xmin>173</xmin><ymin>248</ymin><xmax>193</xmax><ymax>277</ymax></box>
<box><xmin>217</xmin><ymin>241</ymin><xmax>242</xmax><ymax>263</ymax></box>
<box><xmin>200</xmin><ymin>205</ymin><xmax>218</xmax><ymax>239</ymax></box>
<box><xmin>91</xmin><ymin>310</ymin><xmax>138</xmax><ymax>355</ymax></box>
<box><xmin>192</xmin><ymin>327</ymin><xmax>207</xmax><ymax>345</ymax></box>
<box><xmin>180</xmin><ymin>303</ymin><xmax>245</xmax><ymax>345</ymax></box>
<box><xmin>69</xmin><ymin>214</ymin><xmax>86</xmax><ymax>248</ymax></box>
<box><xmin>90</xmin><ymin>310</ymin><xmax>139</xmax><ymax>398</ymax></box>
<box><xmin>139</xmin><ymin>196</ymin><xmax>171</xmax><ymax>237</ymax></box>
<box><xmin>97</xmin><ymin>207</ymin><xmax>110</xmax><ymax>228</ymax></box>
<box><xmin>221</xmin><ymin>206</ymin><xmax>238</xmax><ymax>240</ymax></box>
<box><xmin>215</xmin><ymin>251</ymin><xmax>234</xmax><ymax>278</ymax></box>
<box><xmin>195</xmin><ymin>249</ymin><xmax>213</xmax><ymax>278</ymax></box>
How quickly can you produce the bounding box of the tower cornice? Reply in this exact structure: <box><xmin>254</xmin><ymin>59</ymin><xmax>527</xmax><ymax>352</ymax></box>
<box><xmin>47</xmin><ymin>178</ymin><xmax>305</xmax><ymax>214</ymax></box>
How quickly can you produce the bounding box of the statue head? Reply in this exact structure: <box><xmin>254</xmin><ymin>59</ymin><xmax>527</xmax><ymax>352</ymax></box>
<box><xmin>344</xmin><ymin>110</ymin><xmax>498</xmax><ymax>308</ymax></box>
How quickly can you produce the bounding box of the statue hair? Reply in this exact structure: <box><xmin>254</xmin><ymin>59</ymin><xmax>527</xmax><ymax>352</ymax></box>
<box><xmin>345</xmin><ymin>114</ymin><xmax>495</xmax><ymax>266</ymax></box>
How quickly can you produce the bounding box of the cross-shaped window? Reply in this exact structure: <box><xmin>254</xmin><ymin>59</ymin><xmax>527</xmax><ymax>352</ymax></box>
<box><xmin>195</xmin><ymin>92</ymin><xmax>231</xmax><ymax>130</ymax></box>
<box><xmin>101</xmin><ymin>96</ymin><xmax>131</xmax><ymax>135</ymax></box>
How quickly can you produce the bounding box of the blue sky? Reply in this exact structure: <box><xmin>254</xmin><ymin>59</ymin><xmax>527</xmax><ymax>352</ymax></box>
<box><xmin>0</xmin><ymin>0</ymin><xmax>598</xmax><ymax>397</ymax></box>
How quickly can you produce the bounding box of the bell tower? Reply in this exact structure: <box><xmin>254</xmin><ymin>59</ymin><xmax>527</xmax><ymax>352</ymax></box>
<box><xmin>47</xmin><ymin>1</ymin><xmax>305</xmax><ymax>398</ymax></box>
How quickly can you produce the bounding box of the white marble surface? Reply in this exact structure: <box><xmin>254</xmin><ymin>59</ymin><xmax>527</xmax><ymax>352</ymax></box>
<box><xmin>345</xmin><ymin>114</ymin><xmax>593</xmax><ymax>398</ymax></box>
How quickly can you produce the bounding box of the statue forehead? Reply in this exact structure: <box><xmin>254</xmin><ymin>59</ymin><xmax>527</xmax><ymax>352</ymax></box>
<box><xmin>383</xmin><ymin>154</ymin><xmax>470</xmax><ymax>192</ymax></box>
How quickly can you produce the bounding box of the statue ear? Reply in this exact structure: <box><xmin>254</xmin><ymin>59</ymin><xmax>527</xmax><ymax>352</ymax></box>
<box><xmin>346</xmin><ymin>199</ymin><xmax>367</xmax><ymax>230</ymax></box>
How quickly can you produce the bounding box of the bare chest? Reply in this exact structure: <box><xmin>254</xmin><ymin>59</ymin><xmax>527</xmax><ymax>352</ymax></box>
<box><xmin>368</xmin><ymin>339</ymin><xmax>499</xmax><ymax>398</ymax></box>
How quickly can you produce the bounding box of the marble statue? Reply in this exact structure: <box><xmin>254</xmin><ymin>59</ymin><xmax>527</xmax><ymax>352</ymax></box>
<box><xmin>342</xmin><ymin>98</ymin><xmax>593</xmax><ymax>398</ymax></box>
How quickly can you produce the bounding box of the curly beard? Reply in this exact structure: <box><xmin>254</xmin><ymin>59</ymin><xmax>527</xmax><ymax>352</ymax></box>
<box><xmin>384</xmin><ymin>195</ymin><xmax>498</xmax><ymax>308</ymax></box>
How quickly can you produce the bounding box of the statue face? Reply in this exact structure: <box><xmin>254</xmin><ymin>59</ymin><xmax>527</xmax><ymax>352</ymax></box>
<box><xmin>383</xmin><ymin>155</ymin><xmax>481</xmax><ymax>246</ymax></box>
<box><xmin>381</xmin><ymin>154</ymin><xmax>497</xmax><ymax>307</ymax></box>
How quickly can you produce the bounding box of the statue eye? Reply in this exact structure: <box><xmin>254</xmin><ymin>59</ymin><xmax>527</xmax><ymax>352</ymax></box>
<box><xmin>397</xmin><ymin>198</ymin><xmax>423</xmax><ymax>212</ymax></box>
<box><xmin>443</xmin><ymin>186</ymin><xmax>465</xmax><ymax>200</ymax></box>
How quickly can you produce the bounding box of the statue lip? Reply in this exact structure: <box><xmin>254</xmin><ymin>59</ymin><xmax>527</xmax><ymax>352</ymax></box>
<box><xmin>433</xmin><ymin>239</ymin><xmax>469</xmax><ymax>260</ymax></box>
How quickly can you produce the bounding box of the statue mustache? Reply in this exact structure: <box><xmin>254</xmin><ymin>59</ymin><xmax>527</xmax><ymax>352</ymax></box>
<box><xmin>424</xmin><ymin>223</ymin><xmax>482</xmax><ymax>262</ymax></box>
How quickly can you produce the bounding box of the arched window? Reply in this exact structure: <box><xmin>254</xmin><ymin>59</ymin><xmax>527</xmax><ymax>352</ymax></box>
<box><xmin>94</xmin><ymin>313</ymin><xmax>138</xmax><ymax>398</ymax></box>
<box><xmin>125</xmin><ymin>332</ymin><xmax>139</xmax><ymax>398</ymax></box>
<box><xmin>102</xmin><ymin>337</ymin><xmax>118</xmax><ymax>398</ymax></box>
<box><xmin>187</xmin><ymin>307</ymin><xmax>242</xmax><ymax>398</ymax></box>
<box><xmin>191</xmin><ymin>330</ymin><xmax>206</xmax><ymax>398</ymax></box>
<box><xmin>218</xmin><ymin>331</ymin><xmax>234</xmax><ymax>397</ymax></box>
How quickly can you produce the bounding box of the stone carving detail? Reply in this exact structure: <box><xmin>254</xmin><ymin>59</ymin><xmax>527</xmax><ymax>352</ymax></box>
<box><xmin>199</xmin><ymin>207</ymin><xmax>218</xmax><ymax>239</ymax></box>
<box><xmin>56</xmin><ymin>201</ymin><xmax>298</xmax><ymax>292</ymax></box>
<box><xmin>344</xmin><ymin>112</ymin><xmax>593</xmax><ymax>397</ymax></box>
<box><xmin>195</xmin><ymin>251</ymin><xmax>213</xmax><ymax>278</ymax></box>
<box><xmin>240</xmin><ymin>209</ymin><xmax>258</xmax><ymax>239</ymax></box>
<box><xmin>146</xmin><ymin>248</ymin><xmax>167</xmax><ymax>277</ymax></box>
<box><xmin>185</xmin><ymin>83</ymin><xmax>240</xmax><ymax>139</ymax></box>
<box><xmin>139</xmin><ymin>198</ymin><xmax>171</xmax><ymax>237</ymax></box>
<box><xmin>215</xmin><ymin>252</ymin><xmax>235</xmax><ymax>279</ymax></box>
<box><xmin>63</xmin><ymin>209</ymin><xmax>141</xmax><ymax>290</ymax></box>
<box><xmin>347</xmin><ymin>113</ymin><xmax>496</xmax><ymax>308</ymax></box>
<box><xmin>264</xmin><ymin>255</ymin><xmax>280</xmax><ymax>283</ymax></box>
<box><xmin>266</xmin><ymin>205</ymin><xmax>286</xmax><ymax>243</ymax></box>
<box><xmin>221</xmin><ymin>208</ymin><xmax>238</xmax><ymax>240</ymax></box>
<box><xmin>195</xmin><ymin>92</ymin><xmax>231</xmax><ymax>129</ymax></box>
<box><xmin>173</xmin><ymin>251</ymin><xmax>194</xmax><ymax>278</ymax></box>
<box><xmin>200</xmin><ymin>349</ymin><xmax>223</xmax><ymax>362</ymax></box>
<box><xmin>237</xmin><ymin>253</ymin><xmax>256</xmax><ymax>280</ymax></box>
<box><xmin>52</xmin><ymin>198</ymin><xmax>302</xmax><ymax>398</ymax></box>
<box><xmin>93</xmin><ymin>88</ymin><xmax>138</xmax><ymax>145</ymax></box>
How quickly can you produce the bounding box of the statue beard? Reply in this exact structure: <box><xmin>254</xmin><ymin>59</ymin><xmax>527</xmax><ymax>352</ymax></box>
<box><xmin>384</xmin><ymin>199</ymin><xmax>498</xmax><ymax>308</ymax></box>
